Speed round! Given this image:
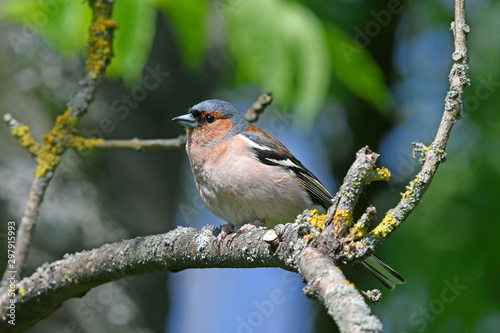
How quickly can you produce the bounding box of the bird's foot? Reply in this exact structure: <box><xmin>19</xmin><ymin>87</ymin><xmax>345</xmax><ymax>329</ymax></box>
<box><xmin>215</xmin><ymin>221</ymin><xmax>265</xmax><ymax>247</ymax></box>
<box><xmin>215</xmin><ymin>224</ymin><xmax>233</xmax><ymax>247</ymax></box>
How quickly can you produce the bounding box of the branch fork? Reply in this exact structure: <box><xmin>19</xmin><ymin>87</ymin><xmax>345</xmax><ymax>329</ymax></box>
<box><xmin>1</xmin><ymin>0</ymin><xmax>469</xmax><ymax>332</ymax></box>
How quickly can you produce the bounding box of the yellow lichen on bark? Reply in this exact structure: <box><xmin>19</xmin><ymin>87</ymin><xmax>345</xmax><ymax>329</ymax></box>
<box><xmin>369</xmin><ymin>212</ymin><xmax>397</xmax><ymax>238</ymax></box>
<box><xmin>307</xmin><ymin>209</ymin><xmax>327</xmax><ymax>231</ymax></box>
<box><xmin>333</xmin><ymin>209</ymin><xmax>353</xmax><ymax>236</ymax></box>
<box><xmin>64</xmin><ymin>270</ymin><xmax>72</xmax><ymax>282</ymax></box>
<box><xmin>72</xmin><ymin>136</ymin><xmax>104</xmax><ymax>150</ymax></box>
<box><xmin>35</xmin><ymin>108</ymin><xmax>78</xmax><ymax>177</ymax></box>
<box><xmin>303</xmin><ymin>209</ymin><xmax>328</xmax><ymax>241</ymax></box>
<box><xmin>11</xmin><ymin>125</ymin><xmax>41</xmax><ymax>156</ymax></box>
<box><xmin>349</xmin><ymin>222</ymin><xmax>368</xmax><ymax>240</ymax></box>
<box><xmin>372</xmin><ymin>167</ymin><xmax>391</xmax><ymax>182</ymax></box>
<box><xmin>401</xmin><ymin>176</ymin><xmax>422</xmax><ymax>199</ymax></box>
<box><xmin>85</xmin><ymin>2</ymin><xmax>118</xmax><ymax>78</ymax></box>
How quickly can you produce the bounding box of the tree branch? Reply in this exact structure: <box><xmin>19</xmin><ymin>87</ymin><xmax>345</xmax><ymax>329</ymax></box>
<box><xmin>3</xmin><ymin>114</ymin><xmax>41</xmax><ymax>157</ymax></box>
<box><xmin>355</xmin><ymin>0</ymin><xmax>469</xmax><ymax>257</ymax></box>
<box><xmin>243</xmin><ymin>90</ymin><xmax>273</xmax><ymax>122</ymax></box>
<box><xmin>0</xmin><ymin>148</ymin><xmax>384</xmax><ymax>333</ymax></box>
<box><xmin>0</xmin><ymin>1</ymin><xmax>469</xmax><ymax>332</ymax></box>
<box><xmin>1</xmin><ymin>0</ymin><xmax>117</xmax><ymax>280</ymax></box>
<box><xmin>77</xmin><ymin>91</ymin><xmax>274</xmax><ymax>151</ymax></box>
<box><xmin>0</xmin><ymin>223</ymin><xmax>305</xmax><ymax>332</ymax></box>
<box><xmin>93</xmin><ymin>136</ymin><xmax>187</xmax><ymax>150</ymax></box>
<box><xmin>298</xmin><ymin>248</ymin><xmax>382</xmax><ymax>333</ymax></box>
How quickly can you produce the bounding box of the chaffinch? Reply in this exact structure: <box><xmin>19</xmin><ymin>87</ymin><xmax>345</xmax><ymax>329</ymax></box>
<box><xmin>173</xmin><ymin>99</ymin><xmax>405</xmax><ymax>289</ymax></box>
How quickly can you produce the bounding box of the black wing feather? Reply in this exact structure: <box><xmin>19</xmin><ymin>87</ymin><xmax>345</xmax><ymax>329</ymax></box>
<box><xmin>240</xmin><ymin>131</ymin><xmax>333</xmax><ymax>209</ymax></box>
<box><xmin>240</xmin><ymin>131</ymin><xmax>406</xmax><ymax>290</ymax></box>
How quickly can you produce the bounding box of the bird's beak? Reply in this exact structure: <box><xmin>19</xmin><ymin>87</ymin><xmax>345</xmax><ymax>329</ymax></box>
<box><xmin>173</xmin><ymin>113</ymin><xmax>197</xmax><ymax>128</ymax></box>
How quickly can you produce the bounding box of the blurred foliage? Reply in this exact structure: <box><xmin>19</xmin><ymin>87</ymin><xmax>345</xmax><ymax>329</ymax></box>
<box><xmin>325</xmin><ymin>24</ymin><xmax>389</xmax><ymax>113</ymax></box>
<box><xmin>1</xmin><ymin>0</ymin><xmax>387</xmax><ymax>127</ymax></box>
<box><xmin>1</xmin><ymin>0</ymin><xmax>156</xmax><ymax>84</ymax></box>
<box><xmin>110</xmin><ymin>0</ymin><xmax>156</xmax><ymax>83</ymax></box>
<box><xmin>156</xmin><ymin>0</ymin><xmax>208</xmax><ymax>66</ymax></box>
<box><xmin>1</xmin><ymin>0</ymin><xmax>91</xmax><ymax>54</ymax></box>
<box><xmin>224</xmin><ymin>0</ymin><xmax>330</xmax><ymax>127</ymax></box>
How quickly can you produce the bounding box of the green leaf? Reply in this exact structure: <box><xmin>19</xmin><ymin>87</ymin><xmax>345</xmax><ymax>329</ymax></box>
<box><xmin>157</xmin><ymin>0</ymin><xmax>208</xmax><ymax>67</ymax></box>
<box><xmin>1</xmin><ymin>0</ymin><xmax>91</xmax><ymax>55</ymax></box>
<box><xmin>2</xmin><ymin>0</ymin><xmax>156</xmax><ymax>85</ymax></box>
<box><xmin>325</xmin><ymin>24</ymin><xmax>389</xmax><ymax>113</ymax></box>
<box><xmin>108</xmin><ymin>0</ymin><xmax>157</xmax><ymax>84</ymax></box>
<box><xmin>225</xmin><ymin>0</ymin><xmax>330</xmax><ymax>129</ymax></box>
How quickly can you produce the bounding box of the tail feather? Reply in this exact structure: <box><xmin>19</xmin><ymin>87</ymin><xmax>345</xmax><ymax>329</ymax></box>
<box><xmin>361</xmin><ymin>254</ymin><xmax>405</xmax><ymax>290</ymax></box>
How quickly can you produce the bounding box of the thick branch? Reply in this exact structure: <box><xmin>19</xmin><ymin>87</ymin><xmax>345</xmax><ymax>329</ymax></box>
<box><xmin>0</xmin><ymin>223</ymin><xmax>306</xmax><ymax>332</ymax></box>
<box><xmin>298</xmin><ymin>248</ymin><xmax>382</xmax><ymax>333</ymax></box>
<box><xmin>0</xmin><ymin>147</ymin><xmax>386</xmax><ymax>332</ymax></box>
<box><xmin>311</xmin><ymin>148</ymin><xmax>382</xmax><ymax>262</ymax></box>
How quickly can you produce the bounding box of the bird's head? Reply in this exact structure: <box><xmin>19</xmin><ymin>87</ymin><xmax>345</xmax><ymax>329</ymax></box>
<box><xmin>173</xmin><ymin>100</ymin><xmax>249</xmax><ymax>145</ymax></box>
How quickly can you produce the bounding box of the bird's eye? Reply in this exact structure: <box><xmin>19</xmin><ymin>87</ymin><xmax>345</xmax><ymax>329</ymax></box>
<box><xmin>205</xmin><ymin>114</ymin><xmax>215</xmax><ymax>123</ymax></box>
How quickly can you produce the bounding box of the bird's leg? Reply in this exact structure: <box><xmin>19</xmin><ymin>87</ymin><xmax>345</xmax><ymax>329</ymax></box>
<box><xmin>215</xmin><ymin>224</ymin><xmax>234</xmax><ymax>247</ymax></box>
<box><xmin>236</xmin><ymin>221</ymin><xmax>264</xmax><ymax>233</ymax></box>
<box><xmin>226</xmin><ymin>220</ymin><xmax>265</xmax><ymax>244</ymax></box>
<box><xmin>216</xmin><ymin>220</ymin><xmax>265</xmax><ymax>247</ymax></box>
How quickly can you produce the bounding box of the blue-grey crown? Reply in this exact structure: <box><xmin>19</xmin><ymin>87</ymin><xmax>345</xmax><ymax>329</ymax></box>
<box><xmin>190</xmin><ymin>99</ymin><xmax>249</xmax><ymax>139</ymax></box>
<box><xmin>190</xmin><ymin>100</ymin><xmax>241</xmax><ymax>120</ymax></box>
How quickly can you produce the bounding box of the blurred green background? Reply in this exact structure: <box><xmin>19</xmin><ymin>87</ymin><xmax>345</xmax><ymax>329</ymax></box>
<box><xmin>0</xmin><ymin>0</ymin><xmax>499</xmax><ymax>332</ymax></box>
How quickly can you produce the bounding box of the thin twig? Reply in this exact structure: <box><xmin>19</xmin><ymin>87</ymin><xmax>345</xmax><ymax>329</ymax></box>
<box><xmin>3</xmin><ymin>114</ymin><xmax>41</xmax><ymax>157</ymax></box>
<box><xmin>2</xmin><ymin>175</ymin><xmax>52</xmax><ymax>280</ymax></box>
<box><xmin>87</xmin><ymin>91</ymin><xmax>273</xmax><ymax>151</ymax></box>
<box><xmin>93</xmin><ymin>136</ymin><xmax>187</xmax><ymax>150</ymax></box>
<box><xmin>359</xmin><ymin>0</ymin><xmax>469</xmax><ymax>252</ymax></box>
<box><xmin>244</xmin><ymin>91</ymin><xmax>273</xmax><ymax>122</ymax></box>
